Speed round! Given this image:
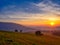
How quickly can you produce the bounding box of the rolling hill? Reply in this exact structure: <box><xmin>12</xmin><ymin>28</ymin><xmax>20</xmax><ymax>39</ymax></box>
<box><xmin>0</xmin><ymin>22</ymin><xmax>34</xmax><ymax>32</ymax></box>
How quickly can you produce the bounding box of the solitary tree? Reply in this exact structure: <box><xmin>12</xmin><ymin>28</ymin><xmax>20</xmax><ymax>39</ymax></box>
<box><xmin>35</xmin><ymin>31</ymin><xmax>43</xmax><ymax>36</ymax></box>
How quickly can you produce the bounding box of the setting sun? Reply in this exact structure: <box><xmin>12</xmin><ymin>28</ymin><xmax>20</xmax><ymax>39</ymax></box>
<box><xmin>50</xmin><ymin>22</ymin><xmax>55</xmax><ymax>26</ymax></box>
<box><xmin>48</xmin><ymin>18</ymin><xmax>57</xmax><ymax>26</ymax></box>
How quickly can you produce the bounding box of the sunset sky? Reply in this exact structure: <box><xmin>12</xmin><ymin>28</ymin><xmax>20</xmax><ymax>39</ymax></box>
<box><xmin>0</xmin><ymin>0</ymin><xmax>60</xmax><ymax>26</ymax></box>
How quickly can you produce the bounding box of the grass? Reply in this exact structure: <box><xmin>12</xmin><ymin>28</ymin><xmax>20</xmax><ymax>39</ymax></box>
<box><xmin>0</xmin><ymin>31</ymin><xmax>60</xmax><ymax>45</ymax></box>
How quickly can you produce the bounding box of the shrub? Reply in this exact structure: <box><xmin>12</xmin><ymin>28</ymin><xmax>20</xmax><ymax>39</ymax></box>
<box><xmin>15</xmin><ymin>29</ymin><xmax>18</xmax><ymax>32</ymax></box>
<box><xmin>35</xmin><ymin>31</ymin><xmax>43</xmax><ymax>36</ymax></box>
<box><xmin>20</xmin><ymin>30</ymin><xmax>22</xmax><ymax>32</ymax></box>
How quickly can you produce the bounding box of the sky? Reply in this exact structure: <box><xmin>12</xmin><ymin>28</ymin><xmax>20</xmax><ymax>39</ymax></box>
<box><xmin>0</xmin><ymin>0</ymin><xmax>60</xmax><ymax>26</ymax></box>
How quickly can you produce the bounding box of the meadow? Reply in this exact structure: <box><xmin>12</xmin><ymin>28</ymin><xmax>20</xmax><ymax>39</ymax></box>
<box><xmin>0</xmin><ymin>31</ymin><xmax>60</xmax><ymax>45</ymax></box>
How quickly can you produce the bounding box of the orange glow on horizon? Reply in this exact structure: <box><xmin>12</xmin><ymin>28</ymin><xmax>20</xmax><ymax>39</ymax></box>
<box><xmin>13</xmin><ymin>18</ymin><xmax>60</xmax><ymax>26</ymax></box>
<box><xmin>15</xmin><ymin>20</ymin><xmax>60</xmax><ymax>26</ymax></box>
<box><xmin>50</xmin><ymin>22</ymin><xmax>55</xmax><ymax>26</ymax></box>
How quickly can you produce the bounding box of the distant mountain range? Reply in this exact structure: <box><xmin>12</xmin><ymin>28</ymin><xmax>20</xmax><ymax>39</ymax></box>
<box><xmin>0</xmin><ymin>22</ymin><xmax>35</xmax><ymax>32</ymax></box>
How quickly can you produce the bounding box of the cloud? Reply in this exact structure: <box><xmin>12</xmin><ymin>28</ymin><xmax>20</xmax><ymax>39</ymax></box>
<box><xmin>35</xmin><ymin>0</ymin><xmax>60</xmax><ymax>15</ymax></box>
<box><xmin>0</xmin><ymin>0</ymin><xmax>44</xmax><ymax>14</ymax></box>
<box><xmin>0</xmin><ymin>0</ymin><xmax>60</xmax><ymax>21</ymax></box>
<box><xmin>0</xmin><ymin>0</ymin><xmax>45</xmax><ymax>19</ymax></box>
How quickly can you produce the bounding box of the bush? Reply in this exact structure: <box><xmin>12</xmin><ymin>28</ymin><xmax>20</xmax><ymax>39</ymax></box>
<box><xmin>15</xmin><ymin>29</ymin><xmax>18</xmax><ymax>32</ymax></box>
<box><xmin>35</xmin><ymin>31</ymin><xmax>43</xmax><ymax>36</ymax></box>
<box><xmin>20</xmin><ymin>30</ymin><xmax>22</xmax><ymax>32</ymax></box>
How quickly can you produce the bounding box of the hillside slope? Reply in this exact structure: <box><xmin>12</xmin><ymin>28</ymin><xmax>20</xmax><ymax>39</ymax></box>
<box><xmin>0</xmin><ymin>22</ymin><xmax>34</xmax><ymax>32</ymax></box>
<box><xmin>0</xmin><ymin>31</ymin><xmax>60</xmax><ymax>45</ymax></box>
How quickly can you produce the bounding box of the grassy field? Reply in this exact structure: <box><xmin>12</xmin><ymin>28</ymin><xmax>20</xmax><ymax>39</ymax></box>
<box><xmin>0</xmin><ymin>31</ymin><xmax>60</xmax><ymax>45</ymax></box>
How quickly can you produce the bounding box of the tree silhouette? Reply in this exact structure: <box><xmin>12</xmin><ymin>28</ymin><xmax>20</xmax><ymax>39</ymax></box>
<box><xmin>20</xmin><ymin>30</ymin><xmax>22</xmax><ymax>32</ymax></box>
<box><xmin>35</xmin><ymin>31</ymin><xmax>43</xmax><ymax>36</ymax></box>
<box><xmin>15</xmin><ymin>29</ymin><xmax>18</xmax><ymax>32</ymax></box>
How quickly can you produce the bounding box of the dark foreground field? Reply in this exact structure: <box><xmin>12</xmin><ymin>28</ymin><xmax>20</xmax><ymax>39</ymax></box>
<box><xmin>0</xmin><ymin>31</ymin><xmax>60</xmax><ymax>45</ymax></box>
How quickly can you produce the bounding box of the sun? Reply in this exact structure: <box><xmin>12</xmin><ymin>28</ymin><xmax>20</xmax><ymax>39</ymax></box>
<box><xmin>48</xmin><ymin>18</ymin><xmax>56</xmax><ymax>26</ymax></box>
<box><xmin>50</xmin><ymin>22</ymin><xmax>55</xmax><ymax>26</ymax></box>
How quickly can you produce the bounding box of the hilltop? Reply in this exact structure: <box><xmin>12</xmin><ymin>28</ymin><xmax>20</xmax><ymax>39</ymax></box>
<box><xmin>0</xmin><ymin>31</ymin><xmax>60</xmax><ymax>45</ymax></box>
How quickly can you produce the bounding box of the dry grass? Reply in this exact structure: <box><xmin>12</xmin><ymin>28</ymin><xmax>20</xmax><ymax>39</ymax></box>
<box><xmin>0</xmin><ymin>31</ymin><xmax>60</xmax><ymax>45</ymax></box>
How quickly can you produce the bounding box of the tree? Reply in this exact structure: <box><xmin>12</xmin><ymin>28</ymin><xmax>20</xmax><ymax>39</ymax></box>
<box><xmin>20</xmin><ymin>30</ymin><xmax>22</xmax><ymax>32</ymax></box>
<box><xmin>15</xmin><ymin>29</ymin><xmax>18</xmax><ymax>32</ymax></box>
<box><xmin>35</xmin><ymin>31</ymin><xmax>43</xmax><ymax>36</ymax></box>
